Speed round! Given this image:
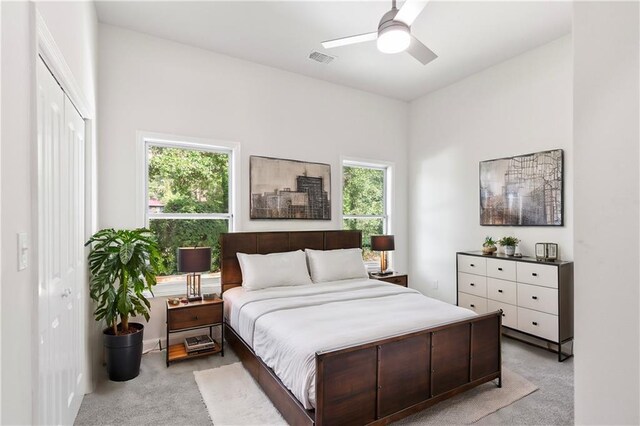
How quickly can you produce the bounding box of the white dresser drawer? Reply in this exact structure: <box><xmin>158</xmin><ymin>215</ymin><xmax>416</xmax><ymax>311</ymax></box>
<box><xmin>517</xmin><ymin>307</ymin><xmax>558</xmax><ymax>342</ymax></box>
<box><xmin>517</xmin><ymin>283</ymin><xmax>558</xmax><ymax>315</ymax></box>
<box><xmin>458</xmin><ymin>292</ymin><xmax>488</xmax><ymax>314</ymax></box>
<box><xmin>457</xmin><ymin>255</ymin><xmax>486</xmax><ymax>276</ymax></box>
<box><xmin>488</xmin><ymin>300</ymin><xmax>517</xmax><ymax>329</ymax></box>
<box><xmin>458</xmin><ymin>272</ymin><xmax>487</xmax><ymax>297</ymax></box>
<box><xmin>486</xmin><ymin>258</ymin><xmax>517</xmax><ymax>281</ymax></box>
<box><xmin>487</xmin><ymin>278</ymin><xmax>517</xmax><ymax>305</ymax></box>
<box><xmin>517</xmin><ymin>262</ymin><xmax>558</xmax><ymax>288</ymax></box>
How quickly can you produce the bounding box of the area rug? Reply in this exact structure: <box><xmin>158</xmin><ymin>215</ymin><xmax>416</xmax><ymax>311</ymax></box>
<box><xmin>194</xmin><ymin>363</ymin><xmax>538</xmax><ymax>425</ymax></box>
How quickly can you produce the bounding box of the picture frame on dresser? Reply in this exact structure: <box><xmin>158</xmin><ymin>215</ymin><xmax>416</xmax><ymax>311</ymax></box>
<box><xmin>456</xmin><ymin>251</ymin><xmax>574</xmax><ymax>361</ymax></box>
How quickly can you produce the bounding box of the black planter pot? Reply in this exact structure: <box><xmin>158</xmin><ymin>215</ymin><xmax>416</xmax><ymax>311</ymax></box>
<box><xmin>103</xmin><ymin>323</ymin><xmax>144</xmax><ymax>381</ymax></box>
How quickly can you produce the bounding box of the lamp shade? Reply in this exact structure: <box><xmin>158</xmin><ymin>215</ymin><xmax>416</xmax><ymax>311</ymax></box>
<box><xmin>177</xmin><ymin>247</ymin><xmax>211</xmax><ymax>273</ymax></box>
<box><xmin>371</xmin><ymin>235</ymin><xmax>395</xmax><ymax>251</ymax></box>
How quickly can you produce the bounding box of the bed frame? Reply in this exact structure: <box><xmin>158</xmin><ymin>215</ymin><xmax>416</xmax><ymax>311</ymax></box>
<box><xmin>220</xmin><ymin>230</ymin><xmax>502</xmax><ymax>425</ymax></box>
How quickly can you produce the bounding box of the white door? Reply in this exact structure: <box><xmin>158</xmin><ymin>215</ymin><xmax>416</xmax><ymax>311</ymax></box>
<box><xmin>36</xmin><ymin>57</ymin><xmax>85</xmax><ymax>425</ymax></box>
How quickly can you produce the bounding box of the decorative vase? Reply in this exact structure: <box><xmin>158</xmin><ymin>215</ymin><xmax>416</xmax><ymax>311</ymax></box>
<box><xmin>482</xmin><ymin>246</ymin><xmax>497</xmax><ymax>255</ymax></box>
<box><xmin>505</xmin><ymin>246</ymin><xmax>516</xmax><ymax>256</ymax></box>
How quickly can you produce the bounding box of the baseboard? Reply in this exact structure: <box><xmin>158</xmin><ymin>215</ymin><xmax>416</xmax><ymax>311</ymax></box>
<box><xmin>143</xmin><ymin>337</ymin><xmax>166</xmax><ymax>353</ymax></box>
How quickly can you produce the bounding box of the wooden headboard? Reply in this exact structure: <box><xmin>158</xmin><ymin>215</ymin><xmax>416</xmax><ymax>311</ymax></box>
<box><xmin>219</xmin><ymin>230</ymin><xmax>362</xmax><ymax>293</ymax></box>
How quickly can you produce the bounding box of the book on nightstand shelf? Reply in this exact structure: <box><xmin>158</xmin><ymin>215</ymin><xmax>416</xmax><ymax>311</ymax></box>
<box><xmin>184</xmin><ymin>334</ymin><xmax>216</xmax><ymax>353</ymax></box>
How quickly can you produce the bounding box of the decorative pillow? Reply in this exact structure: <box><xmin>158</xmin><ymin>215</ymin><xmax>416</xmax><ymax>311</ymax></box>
<box><xmin>305</xmin><ymin>248</ymin><xmax>369</xmax><ymax>283</ymax></box>
<box><xmin>237</xmin><ymin>250</ymin><xmax>312</xmax><ymax>291</ymax></box>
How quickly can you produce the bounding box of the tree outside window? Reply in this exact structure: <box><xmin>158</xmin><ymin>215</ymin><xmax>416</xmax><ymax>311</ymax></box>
<box><xmin>146</xmin><ymin>144</ymin><xmax>232</xmax><ymax>278</ymax></box>
<box><xmin>342</xmin><ymin>164</ymin><xmax>388</xmax><ymax>262</ymax></box>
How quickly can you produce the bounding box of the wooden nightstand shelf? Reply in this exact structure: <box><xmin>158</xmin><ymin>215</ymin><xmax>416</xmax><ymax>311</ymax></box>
<box><xmin>369</xmin><ymin>271</ymin><xmax>408</xmax><ymax>287</ymax></box>
<box><xmin>166</xmin><ymin>298</ymin><xmax>224</xmax><ymax>367</ymax></box>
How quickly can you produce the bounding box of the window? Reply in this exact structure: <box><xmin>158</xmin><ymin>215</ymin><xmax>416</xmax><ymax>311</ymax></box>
<box><xmin>143</xmin><ymin>136</ymin><xmax>234</xmax><ymax>294</ymax></box>
<box><xmin>342</xmin><ymin>160</ymin><xmax>390</xmax><ymax>265</ymax></box>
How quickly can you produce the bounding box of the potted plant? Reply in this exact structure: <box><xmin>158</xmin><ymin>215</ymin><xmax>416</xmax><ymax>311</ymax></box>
<box><xmin>482</xmin><ymin>236</ymin><xmax>497</xmax><ymax>255</ymax></box>
<box><xmin>499</xmin><ymin>236</ymin><xmax>520</xmax><ymax>256</ymax></box>
<box><xmin>85</xmin><ymin>228</ymin><xmax>162</xmax><ymax>381</ymax></box>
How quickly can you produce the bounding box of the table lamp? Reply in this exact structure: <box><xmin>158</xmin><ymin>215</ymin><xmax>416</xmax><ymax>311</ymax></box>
<box><xmin>177</xmin><ymin>247</ymin><xmax>211</xmax><ymax>301</ymax></box>
<box><xmin>371</xmin><ymin>235</ymin><xmax>395</xmax><ymax>276</ymax></box>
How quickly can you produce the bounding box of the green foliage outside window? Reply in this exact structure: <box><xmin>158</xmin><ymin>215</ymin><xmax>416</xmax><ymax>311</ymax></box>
<box><xmin>147</xmin><ymin>146</ymin><xmax>230</xmax><ymax>275</ymax></box>
<box><xmin>342</xmin><ymin>166</ymin><xmax>385</xmax><ymax>261</ymax></box>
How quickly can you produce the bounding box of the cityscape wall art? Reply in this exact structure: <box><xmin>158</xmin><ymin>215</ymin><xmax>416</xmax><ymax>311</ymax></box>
<box><xmin>250</xmin><ymin>156</ymin><xmax>331</xmax><ymax>220</ymax></box>
<box><xmin>480</xmin><ymin>149</ymin><xmax>563</xmax><ymax>226</ymax></box>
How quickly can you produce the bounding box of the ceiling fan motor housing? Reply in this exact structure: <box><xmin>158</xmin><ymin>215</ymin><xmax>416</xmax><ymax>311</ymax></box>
<box><xmin>377</xmin><ymin>8</ymin><xmax>411</xmax><ymax>54</ymax></box>
<box><xmin>378</xmin><ymin>8</ymin><xmax>409</xmax><ymax>34</ymax></box>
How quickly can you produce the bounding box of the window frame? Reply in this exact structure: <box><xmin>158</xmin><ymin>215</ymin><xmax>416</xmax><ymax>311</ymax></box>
<box><xmin>138</xmin><ymin>132</ymin><xmax>240</xmax><ymax>297</ymax></box>
<box><xmin>341</xmin><ymin>158</ymin><xmax>393</xmax><ymax>270</ymax></box>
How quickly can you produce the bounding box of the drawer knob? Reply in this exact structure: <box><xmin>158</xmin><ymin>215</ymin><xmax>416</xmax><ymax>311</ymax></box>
<box><xmin>532</xmin><ymin>296</ymin><xmax>538</xmax><ymax>300</ymax></box>
<box><xmin>192</xmin><ymin>315</ymin><xmax>199</xmax><ymax>320</ymax></box>
<box><xmin>470</xmin><ymin>263</ymin><xmax>475</xmax><ymax>267</ymax></box>
<box><xmin>498</xmin><ymin>267</ymin><xmax>503</xmax><ymax>271</ymax></box>
<box><xmin>470</xmin><ymin>304</ymin><xmax>475</xmax><ymax>308</ymax></box>
<box><xmin>470</xmin><ymin>283</ymin><xmax>475</xmax><ymax>286</ymax></box>
<box><xmin>498</xmin><ymin>289</ymin><xmax>503</xmax><ymax>293</ymax></box>
<box><xmin>532</xmin><ymin>272</ymin><xmax>538</xmax><ymax>277</ymax></box>
<box><xmin>532</xmin><ymin>321</ymin><xmax>538</xmax><ymax>326</ymax></box>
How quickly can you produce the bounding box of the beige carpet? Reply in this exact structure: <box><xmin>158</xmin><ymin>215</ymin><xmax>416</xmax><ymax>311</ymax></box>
<box><xmin>194</xmin><ymin>363</ymin><xmax>538</xmax><ymax>425</ymax></box>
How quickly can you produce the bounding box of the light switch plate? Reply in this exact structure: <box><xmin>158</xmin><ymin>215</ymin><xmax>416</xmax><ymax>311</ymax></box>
<box><xmin>18</xmin><ymin>232</ymin><xmax>28</xmax><ymax>271</ymax></box>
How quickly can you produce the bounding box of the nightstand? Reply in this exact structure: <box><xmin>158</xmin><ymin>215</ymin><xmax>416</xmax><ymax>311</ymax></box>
<box><xmin>166</xmin><ymin>297</ymin><xmax>224</xmax><ymax>367</ymax></box>
<box><xmin>369</xmin><ymin>272</ymin><xmax>408</xmax><ymax>287</ymax></box>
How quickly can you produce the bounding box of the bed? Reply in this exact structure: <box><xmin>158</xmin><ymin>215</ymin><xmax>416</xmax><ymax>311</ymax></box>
<box><xmin>221</xmin><ymin>230</ymin><xmax>502</xmax><ymax>425</ymax></box>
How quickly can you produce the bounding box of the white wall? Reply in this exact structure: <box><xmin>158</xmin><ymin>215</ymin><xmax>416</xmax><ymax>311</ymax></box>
<box><xmin>1</xmin><ymin>2</ymin><xmax>97</xmax><ymax>423</ymax></box>
<box><xmin>98</xmin><ymin>25</ymin><xmax>409</xmax><ymax>346</ymax></box>
<box><xmin>407</xmin><ymin>36</ymin><xmax>573</xmax><ymax>302</ymax></box>
<box><xmin>35</xmin><ymin>2</ymin><xmax>98</xmax><ymax>111</ymax></box>
<box><xmin>1</xmin><ymin>4</ymin><xmax>33</xmax><ymax>423</ymax></box>
<box><xmin>573</xmin><ymin>2</ymin><xmax>639</xmax><ymax>424</ymax></box>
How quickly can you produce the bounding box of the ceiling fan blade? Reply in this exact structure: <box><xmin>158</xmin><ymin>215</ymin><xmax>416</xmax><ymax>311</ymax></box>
<box><xmin>395</xmin><ymin>0</ymin><xmax>429</xmax><ymax>26</ymax></box>
<box><xmin>322</xmin><ymin>32</ymin><xmax>377</xmax><ymax>49</ymax></box>
<box><xmin>406</xmin><ymin>35</ymin><xmax>437</xmax><ymax>65</ymax></box>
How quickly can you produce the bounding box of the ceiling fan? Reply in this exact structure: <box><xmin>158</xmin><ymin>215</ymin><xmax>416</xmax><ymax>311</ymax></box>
<box><xmin>321</xmin><ymin>0</ymin><xmax>437</xmax><ymax>65</ymax></box>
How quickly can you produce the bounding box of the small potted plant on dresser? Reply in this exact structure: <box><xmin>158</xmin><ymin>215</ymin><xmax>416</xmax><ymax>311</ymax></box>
<box><xmin>85</xmin><ymin>228</ymin><xmax>162</xmax><ymax>381</ymax></box>
<box><xmin>482</xmin><ymin>236</ymin><xmax>497</xmax><ymax>255</ymax></box>
<box><xmin>499</xmin><ymin>236</ymin><xmax>520</xmax><ymax>256</ymax></box>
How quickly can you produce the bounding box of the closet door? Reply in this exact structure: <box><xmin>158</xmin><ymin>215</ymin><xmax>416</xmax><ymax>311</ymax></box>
<box><xmin>36</xmin><ymin>57</ymin><xmax>85</xmax><ymax>426</ymax></box>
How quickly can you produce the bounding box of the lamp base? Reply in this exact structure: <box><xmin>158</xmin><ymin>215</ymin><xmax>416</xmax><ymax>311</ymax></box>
<box><xmin>186</xmin><ymin>273</ymin><xmax>203</xmax><ymax>302</ymax></box>
<box><xmin>371</xmin><ymin>271</ymin><xmax>393</xmax><ymax>277</ymax></box>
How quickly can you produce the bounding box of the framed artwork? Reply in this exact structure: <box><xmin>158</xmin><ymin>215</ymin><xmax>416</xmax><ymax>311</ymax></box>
<box><xmin>250</xmin><ymin>156</ymin><xmax>331</xmax><ymax>220</ymax></box>
<box><xmin>480</xmin><ymin>149</ymin><xmax>563</xmax><ymax>226</ymax></box>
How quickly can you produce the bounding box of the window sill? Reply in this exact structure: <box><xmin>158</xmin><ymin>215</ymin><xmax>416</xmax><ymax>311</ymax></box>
<box><xmin>144</xmin><ymin>277</ymin><xmax>221</xmax><ymax>298</ymax></box>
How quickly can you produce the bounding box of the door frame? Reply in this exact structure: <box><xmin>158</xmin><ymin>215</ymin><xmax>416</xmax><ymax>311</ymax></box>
<box><xmin>33</xmin><ymin>8</ymin><xmax>96</xmax><ymax>424</ymax></box>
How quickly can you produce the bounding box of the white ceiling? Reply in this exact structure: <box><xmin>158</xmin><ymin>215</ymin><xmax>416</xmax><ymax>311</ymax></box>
<box><xmin>95</xmin><ymin>1</ymin><xmax>572</xmax><ymax>101</ymax></box>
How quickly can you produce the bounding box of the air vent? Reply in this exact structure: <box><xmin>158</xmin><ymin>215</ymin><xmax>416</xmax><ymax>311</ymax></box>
<box><xmin>309</xmin><ymin>51</ymin><xmax>336</xmax><ymax>64</ymax></box>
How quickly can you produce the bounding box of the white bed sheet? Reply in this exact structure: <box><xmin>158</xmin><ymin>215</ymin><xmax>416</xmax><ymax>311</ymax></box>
<box><xmin>223</xmin><ymin>278</ymin><xmax>476</xmax><ymax>410</ymax></box>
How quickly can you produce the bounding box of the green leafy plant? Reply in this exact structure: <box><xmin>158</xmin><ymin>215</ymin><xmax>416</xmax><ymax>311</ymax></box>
<box><xmin>85</xmin><ymin>228</ymin><xmax>162</xmax><ymax>336</ymax></box>
<box><xmin>483</xmin><ymin>236</ymin><xmax>497</xmax><ymax>247</ymax></box>
<box><xmin>499</xmin><ymin>236</ymin><xmax>520</xmax><ymax>247</ymax></box>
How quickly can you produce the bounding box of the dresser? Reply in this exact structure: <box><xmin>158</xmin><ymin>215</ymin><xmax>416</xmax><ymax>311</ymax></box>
<box><xmin>456</xmin><ymin>251</ymin><xmax>573</xmax><ymax>361</ymax></box>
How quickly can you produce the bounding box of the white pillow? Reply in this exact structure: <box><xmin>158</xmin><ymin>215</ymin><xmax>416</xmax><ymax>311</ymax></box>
<box><xmin>305</xmin><ymin>248</ymin><xmax>369</xmax><ymax>283</ymax></box>
<box><xmin>237</xmin><ymin>250</ymin><xmax>312</xmax><ymax>291</ymax></box>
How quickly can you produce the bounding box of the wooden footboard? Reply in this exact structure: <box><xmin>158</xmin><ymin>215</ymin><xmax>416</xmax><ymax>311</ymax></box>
<box><xmin>315</xmin><ymin>311</ymin><xmax>502</xmax><ymax>425</ymax></box>
<box><xmin>225</xmin><ymin>311</ymin><xmax>502</xmax><ymax>426</ymax></box>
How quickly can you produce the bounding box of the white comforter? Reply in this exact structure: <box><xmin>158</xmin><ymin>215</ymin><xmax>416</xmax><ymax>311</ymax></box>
<box><xmin>224</xmin><ymin>278</ymin><xmax>476</xmax><ymax>410</ymax></box>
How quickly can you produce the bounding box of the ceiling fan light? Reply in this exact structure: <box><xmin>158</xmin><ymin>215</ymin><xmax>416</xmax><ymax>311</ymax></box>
<box><xmin>377</xmin><ymin>24</ymin><xmax>411</xmax><ymax>54</ymax></box>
